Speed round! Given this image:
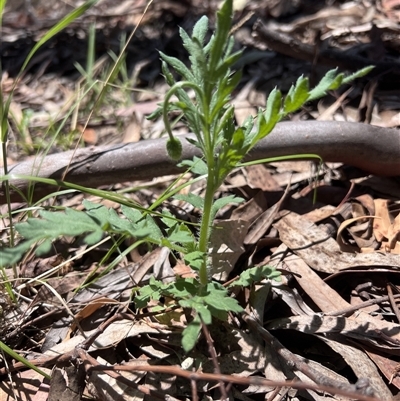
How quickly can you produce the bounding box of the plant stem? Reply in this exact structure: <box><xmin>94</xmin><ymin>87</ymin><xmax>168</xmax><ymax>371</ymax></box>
<box><xmin>198</xmin><ymin>174</ymin><xmax>216</xmax><ymax>286</ymax></box>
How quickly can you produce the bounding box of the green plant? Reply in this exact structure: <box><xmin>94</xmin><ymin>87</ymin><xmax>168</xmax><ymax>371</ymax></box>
<box><xmin>0</xmin><ymin>0</ymin><xmax>373</xmax><ymax>353</ymax></box>
<box><xmin>141</xmin><ymin>0</ymin><xmax>372</xmax><ymax>349</ymax></box>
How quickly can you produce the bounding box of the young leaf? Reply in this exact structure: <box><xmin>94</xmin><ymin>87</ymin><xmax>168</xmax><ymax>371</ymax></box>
<box><xmin>160</xmin><ymin>52</ymin><xmax>195</xmax><ymax>82</ymax></box>
<box><xmin>192</xmin><ymin>15</ymin><xmax>209</xmax><ymax>45</ymax></box>
<box><xmin>207</xmin><ymin>0</ymin><xmax>233</xmax><ymax>81</ymax></box>
<box><xmin>283</xmin><ymin>76</ymin><xmax>310</xmax><ymax>114</ymax></box>
<box><xmin>307</xmin><ymin>68</ymin><xmax>339</xmax><ymax>101</ymax></box>
<box><xmin>134</xmin><ymin>276</ymin><xmax>167</xmax><ymax>308</ymax></box>
<box><xmin>251</xmin><ymin>88</ymin><xmax>282</xmax><ymax>146</ymax></box>
<box><xmin>343</xmin><ymin>66</ymin><xmax>374</xmax><ymax>84</ymax></box>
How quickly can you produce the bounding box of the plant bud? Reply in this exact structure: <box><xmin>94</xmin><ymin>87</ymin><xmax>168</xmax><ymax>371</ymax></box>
<box><xmin>166</xmin><ymin>138</ymin><xmax>183</xmax><ymax>161</ymax></box>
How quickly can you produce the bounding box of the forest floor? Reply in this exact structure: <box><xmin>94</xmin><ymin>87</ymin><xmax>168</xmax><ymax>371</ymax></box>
<box><xmin>1</xmin><ymin>0</ymin><xmax>400</xmax><ymax>400</ymax></box>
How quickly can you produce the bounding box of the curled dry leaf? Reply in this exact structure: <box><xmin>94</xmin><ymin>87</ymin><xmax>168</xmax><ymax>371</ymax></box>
<box><xmin>373</xmin><ymin>199</ymin><xmax>400</xmax><ymax>253</ymax></box>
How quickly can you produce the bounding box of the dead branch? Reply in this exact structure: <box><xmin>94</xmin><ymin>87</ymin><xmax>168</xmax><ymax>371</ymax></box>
<box><xmin>253</xmin><ymin>21</ymin><xmax>400</xmax><ymax>75</ymax></box>
<box><xmin>1</xmin><ymin>121</ymin><xmax>399</xmax><ymax>203</ymax></box>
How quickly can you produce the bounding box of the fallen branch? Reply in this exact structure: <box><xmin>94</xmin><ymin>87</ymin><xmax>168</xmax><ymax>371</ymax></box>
<box><xmin>253</xmin><ymin>21</ymin><xmax>400</xmax><ymax>76</ymax></box>
<box><xmin>1</xmin><ymin>121</ymin><xmax>399</xmax><ymax>203</ymax></box>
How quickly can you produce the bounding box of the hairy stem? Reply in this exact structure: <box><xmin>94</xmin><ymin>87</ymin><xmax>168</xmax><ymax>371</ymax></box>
<box><xmin>198</xmin><ymin>175</ymin><xmax>216</xmax><ymax>286</ymax></box>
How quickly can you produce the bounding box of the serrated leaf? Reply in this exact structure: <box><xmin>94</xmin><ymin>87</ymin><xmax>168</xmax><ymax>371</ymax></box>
<box><xmin>229</xmin><ymin>265</ymin><xmax>281</xmax><ymax>288</ymax></box>
<box><xmin>134</xmin><ymin>277</ymin><xmax>167</xmax><ymax>308</ymax></box>
<box><xmin>174</xmin><ymin>193</ymin><xmax>204</xmax><ymax>210</ymax></box>
<box><xmin>179</xmin><ymin>299</ymin><xmax>211</xmax><ymax>324</ymax></box>
<box><xmin>35</xmin><ymin>239</ymin><xmax>53</xmax><ymax>256</ymax></box>
<box><xmin>16</xmin><ymin>208</ymin><xmax>103</xmax><ymax>246</ymax></box>
<box><xmin>327</xmin><ymin>73</ymin><xmax>344</xmax><ymax>90</ymax></box>
<box><xmin>161</xmin><ymin>60</ymin><xmax>176</xmax><ymax>87</ymax></box>
<box><xmin>178</xmin><ymin>156</ymin><xmax>208</xmax><ymax>175</ymax></box>
<box><xmin>121</xmin><ymin>206</ymin><xmax>162</xmax><ymax>241</ymax></box>
<box><xmin>210</xmin><ymin>195</ymin><xmax>243</xmax><ymax>221</ymax></box>
<box><xmin>343</xmin><ymin>66</ymin><xmax>374</xmax><ymax>83</ymax></box>
<box><xmin>180</xmin><ymin>26</ymin><xmax>195</xmax><ymax>53</ymax></box>
<box><xmin>205</xmin><ymin>292</ymin><xmax>243</xmax><ymax>313</ymax></box>
<box><xmin>83</xmin><ymin>200</ymin><xmax>112</xmax><ymax>229</ymax></box>
<box><xmin>119</xmin><ymin>205</ymin><xmax>142</xmax><ymax>224</ymax></box>
<box><xmin>146</xmin><ymin>105</ymin><xmax>163</xmax><ymax>120</ymax></box>
<box><xmin>165</xmin><ymin>278</ymin><xmax>199</xmax><ymax>299</ymax></box>
<box><xmin>308</xmin><ymin>68</ymin><xmax>339</xmax><ymax>101</ymax></box>
<box><xmin>203</xmin><ymin>282</ymin><xmax>243</xmax><ymax>314</ymax></box>
<box><xmin>184</xmin><ymin>251</ymin><xmax>205</xmax><ymax>271</ymax></box>
<box><xmin>0</xmin><ymin>240</ymin><xmax>36</xmax><ymax>267</ymax></box>
<box><xmin>214</xmin><ymin>49</ymin><xmax>243</xmax><ymax>78</ymax></box>
<box><xmin>167</xmin><ymin>223</ymin><xmax>195</xmax><ymax>245</ymax></box>
<box><xmin>160</xmin><ymin>210</ymin><xmax>179</xmax><ymax>229</ymax></box>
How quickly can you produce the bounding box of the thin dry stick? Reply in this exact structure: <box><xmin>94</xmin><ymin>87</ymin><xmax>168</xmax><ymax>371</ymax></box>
<box><xmin>88</xmin><ymin>360</ymin><xmax>379</xmax><ymax>401</ymax></box>
<box><xmin>242</xmin><ymin>314</ymin><xmax>377</xmax><ymax>398</ymax></box>
<box><xmin>201</xmin><ymin>319</ymin><xmax>228</xmax><ymax>399</ymax></box>
<box><xmin>325</xmin><ymin>293</ymin><xmax>400</xmax><ymax>316</ymax></box>
<box><xmin>387</xmin><ymin>283</ymin><xmax>400</xmax><ymax>323</ymax></box>
<box><xmin>190</xmin><ymin>368</ymin><xmax>199</xmax><ymax>401</ymax></box>
<box><xmin>266</xmin><ymin>385</ymin><xmax>290</xmax><ymax>401</ymax></box>
<box><xmin>77</xmin><ymin>348</ymin><xmax>166</xmax><ymax>400</ymax></box>
<box><xmin>81</xmin><ymin>310</ymin><xmax>133</xmax><ymax>351</ymax></box>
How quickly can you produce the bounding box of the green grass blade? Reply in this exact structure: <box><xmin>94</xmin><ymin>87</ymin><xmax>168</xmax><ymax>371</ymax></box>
<box><xmin>238</xmin><ymin>153</ymin><xmax>323</xmax><ymax>167</ymax></box>
<box><xmin>20</xmin><ymin>0</ymin><xmax>100</xmax><ymax>72</ymax></box>
<box><xmin>0</xmin><ymin>340</ymin><xmax>51</xmax><ymax>379</ymax></box>
<box><xmin>0</xmin><ymin>0</ymin><xmax>6</xmax><ymax>27</ymax></box>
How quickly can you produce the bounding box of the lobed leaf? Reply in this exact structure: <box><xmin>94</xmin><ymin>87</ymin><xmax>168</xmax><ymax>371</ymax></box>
<box><xmin>229</xmin><ymin>265</ymin><xmax>282</xmax><ymax>288</ymax></box>
<box><xmin>178</xmin><ymin>156</ymin><xmax>208</xmax><ymax>175</ymax></box>
<box><xmin>210</xmin><ymin>195</ymin><xmax>243</xmax><ymax>222</ymax></box>
<box><xmin>307</xmin><ymin>68</ymin><xmax>339</xmax><ymax>101</ymax></box>
<box><xmin>283</xmin><ymin>76</ymin><xmax>310</xmax><ymax>114</ymax></box>
<box><xmin>184</xmin><ymin>251</ymin><xmax>205</xmax><ymax>270</ymax></box>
